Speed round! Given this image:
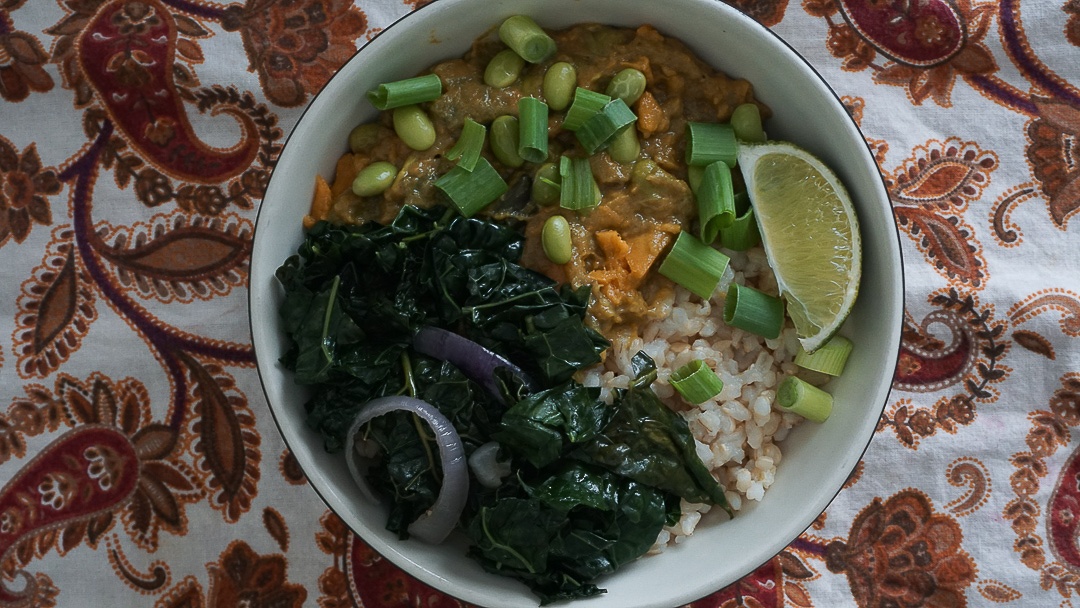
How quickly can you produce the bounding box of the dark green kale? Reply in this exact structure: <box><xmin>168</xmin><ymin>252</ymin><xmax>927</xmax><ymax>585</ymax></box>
<box><xmin>276</xmin><ymin>205</ymin><xmax>730</xmax><ymax>603</ymax></box>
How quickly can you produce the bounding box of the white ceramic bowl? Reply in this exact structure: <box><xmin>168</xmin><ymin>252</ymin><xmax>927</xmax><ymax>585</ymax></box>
<box><xmin>250</xmin><ymin>0</ymin><xmax>903</xmax><ymax>606</ymax></box>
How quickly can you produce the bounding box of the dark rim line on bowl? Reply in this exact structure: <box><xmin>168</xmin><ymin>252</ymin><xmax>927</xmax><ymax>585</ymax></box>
<box><xmin>247</xmin><ymin>0</ymin><xmax>906</xmax><ymax>604</ymax></box>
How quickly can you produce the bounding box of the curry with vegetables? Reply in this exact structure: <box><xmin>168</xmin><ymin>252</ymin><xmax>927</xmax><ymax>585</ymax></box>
<box><xmin>305</xmin><ymin>22</ymin><xmax>765</xmax><ymax>334</ymax></box>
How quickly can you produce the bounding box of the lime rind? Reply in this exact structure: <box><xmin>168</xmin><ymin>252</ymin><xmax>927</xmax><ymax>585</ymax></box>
<box><xmin>736</xmin><ymin>142</ymin><xmax>862</xmax><ymax>353</ymax></box>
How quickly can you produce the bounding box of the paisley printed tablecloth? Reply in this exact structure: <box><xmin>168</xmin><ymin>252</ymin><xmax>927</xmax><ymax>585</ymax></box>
<box><xmin>1</xmin><ymin>0</ymin><xmax>1078</xmax><ymax>606</ymax></box>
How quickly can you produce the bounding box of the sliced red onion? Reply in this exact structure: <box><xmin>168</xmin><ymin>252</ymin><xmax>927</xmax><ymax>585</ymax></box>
<box><xmin>412</xmin><ymin>326</ymin><xmax>536</xmax><ymax>402</ymax></box>
<box><xmin>344</xmin><ymin>396</ymin><xmax>468</xmax><ymax>544</ymax></box>
<box><xmin>468</xmin><ymin>441</ymin><xmax>512</xmax><ymax>489</ymax></box>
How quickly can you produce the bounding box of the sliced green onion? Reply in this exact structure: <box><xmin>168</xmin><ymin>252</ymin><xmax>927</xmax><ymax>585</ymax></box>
<box><xmin>657</xmin><ymin>231</ymin><xmax>730</xmax><ymax>299</ymax></box>
<box><xmin>517</xmin><ymin>97</ymin><xmax>549</xmax><ymax>163</ymax></box>
<box><xmin>576</xmin><ymin>98</ymin><xmax>637</xmax><ymax>154</ymax></box>
<box><xmin>730</xmin><ymin>103</ymin><xmax>766</xmax><ymax>143</ymax></box>
<box><xmin>445</xmin><ymin>118</ymin><xmax>486</xmax><ymax>172</ymax></box>
<box><xmin>794</xmin><ymin>335</ymin><xmax>853</xmax><ymax>375</ymax></box>
<box><xmin>435</xmin><ymin>157</ymin><xmax>508</xmax><ymax>217</ymax></box>
<box><xmin>687</xmin><ymin>164</ymin><xmax>705</xmax><ymax>193</ymax></box>
<box><xmin>777</xmin><ymin>375</ymin><xmax>832</xmax><ymax>423</ymax></box>
<box><xmin>498</xmin><ymin>15</ymin><xmax>556</xmax><ymax>63</ymax></box>
<box><xmin>562</xmin><ymin>88</ymin><xmax>610</xmax><ymax>132</ymax></box>
<box><xmin>724</xmin><ymin>283</ymin><xmax>784</xmax><ymax>340</ymax></box>
<box><xmin>670</xmin><ymin>360</ymin><xmax>725</xmax><ymax>404</ymax></box>
<box><xmin>367</xmin><ymin>74</ymin><xmax>442</xmax><ymax>110</ymax></box>
<box><xmin>717</xmin><ymin>203</ymin><xmax>761</xmax><ymax>251</ymax></box>
<box><xmin>558</xmin><ymin>156</ymin><xmax>601</xmax><ymax>211</ymax></box>
<box><xmin>685</xmin><ymin>122</ymin><xmax>738</xmax><ymax>167</ymax></box>
<box><xmin>697</xmin><ymin>161</ymin><xmax>736</xmax><ymax>244</ymax></box>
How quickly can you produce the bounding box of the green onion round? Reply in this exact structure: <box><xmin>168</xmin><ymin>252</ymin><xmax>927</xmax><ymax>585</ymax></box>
<box><xmin>686</xmin><ymin>122</ymin><xmax>738</xmax><ymax>167</ymax></box>
<box><xmin>657</xmin><ymin>231</ymin><xmax>730</xmax><ymax>299</ymax></box>
<box><xmin>794</xmin><ymin>335</ymin><xmax>853</xmax><ymax>374</ymax></box>
<box><xmin>670</xmin><ymin>360</ymin><xmax>725</xmax><ymax>404</ymax></box>
<box><xmin>697</xmin><ymin>161</ymin><xmax>736</xmax><ymax>244</ymax></box>
<box><xmin>367</xmin><ymin>74</ymin><xmax>442</xmax><ymax>110</ymax></box>
<box><xmin>724</xmin><ymin>283</ymin><xmax>784</xmax><ymax>340</ymax></box>
<box><xmin>445</xmin><ymin>118</ymin><xmax>486</xmax><ymax>172</ymax></box>
<box><xmin>498</xmin><ymin>15</ymin><xmax>557</xmax><ymax>63</ymax></box>
<box><xmin>435</xmin><ymin>157</ymin><xmax>508</xmax><ymax>217</ymax></box>
<box><xmin>777</xmin><ymin>375</ymin><xmax>833</xmax><ymax>423</ymax></box>
<box><xmin>563</xmin><ymin>88</ymin><xmax>611</xmax><ymax>131</ymax></box>
<box><xmin>517</xmin><ymin>97</ymin><xmax>550</xmax><ymax>163</ymax></box>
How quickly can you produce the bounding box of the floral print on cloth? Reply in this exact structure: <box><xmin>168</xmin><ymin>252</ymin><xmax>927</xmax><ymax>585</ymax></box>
<box><xmin>0</xmin><ymin>0</ymin><xmax>1078</xmax><ymax>606</ymax></box>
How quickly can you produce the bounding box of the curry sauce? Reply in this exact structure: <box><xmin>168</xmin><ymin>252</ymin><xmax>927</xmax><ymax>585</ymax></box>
<box><xmin>308</xmin><ymin>23</ymin><xmax>766</xmax><ymax>334</ymax></box>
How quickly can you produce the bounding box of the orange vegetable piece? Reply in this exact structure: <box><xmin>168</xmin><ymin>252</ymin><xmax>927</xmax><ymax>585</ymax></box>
<box><xmin>304</xmin><ymin>174</ymin><xmax>333</xmax><ymax>229</ymax></box>
<box><xmin>595</xmin><ymin>230</ymin><xmax>630</xmax><ymax>259</ymax></box>
<box><xmin>625</xmin><ymin>230</ymin><xmax>671</xmax><ymax>279</ymax></box>
<box><xmin>635</xmin><ymin>91</ymin><xmax>668</xmax><ymax>138</ymax></box>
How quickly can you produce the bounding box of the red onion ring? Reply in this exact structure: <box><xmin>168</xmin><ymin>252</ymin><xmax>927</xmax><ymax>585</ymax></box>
<box><xmin>412</xmin><ymin>326</ymin><xmax>536</xmax><ymax>402</ymax></box>
<box><xmin>344</xmin><ymin>396</ymin><xmax>468</xmax><ymax>544</ymax></box>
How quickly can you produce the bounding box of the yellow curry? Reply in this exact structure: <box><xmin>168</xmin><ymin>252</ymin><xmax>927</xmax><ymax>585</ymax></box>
<box><xmin>306</xmin><ymin>23</ymin><xmax>766</xmax><ymax>334</ymax></box>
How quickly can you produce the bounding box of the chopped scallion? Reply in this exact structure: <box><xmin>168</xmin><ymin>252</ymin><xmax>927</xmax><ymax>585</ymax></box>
<box><xmin>367</xmin><ymin>74</ymin><xmax>442</xmax><ymax>110</ymax></box>
<box><xmin>777</xmin><ymin>375</ymin><xmax>832</xmax><ymax>423</ymax></box>
<box><xmin>445</xmin><ymin>118</ymin><xmax>486</xmax><ymax>171</ymax></box>
<box><xmin>686</xmin><ymin>122</ymin><xmax>738</xmax><ymax>167</ymax></box>
<box><xmin>558</xmin><ymin>156</ymin><xmax>601</xmax><ymax>211</ymax></box>
<box><xmin>717</xmin><ymin>203</ymin><xmax>761</xmax><ymax>251</ymax></box>
<box><xmin>562</xmin><ymin>88</ymin><xmax>611</xmax><ymax>132</ymax></box>
<box><xmin>670</xmin><ymin>360</ymin><xmax>725</xmax><ymax>404</ymax></box>
<box><xmin>724</xmin><ymin>283</ymin><xmax>784</xmax><ymax>339</ymax></box>
<box><xmin>658</xmin><ymin>231</ymin><xmax>730</xmax><ymax>299</ymax></box>
<box><xmin>576</xmin><ymin>98</ymin><xmax>637</xmax><ymax>154</ymax></box>
<box><xmin>517</xmin><ymin>97</ymin><xmax>549</xmax><ymax>163</ymax></box>
<box><xmin>697</xmin><ymin>161</ymin><xmax>736</xmax><ymax>244</ymax></box>
<box><xmin>498</xmin><ymin>15</ymin><xmax>557</xmax><ymax>63</ymax></box>
<box><xmin>794</xmin><ymin>335</ymin><xmax>853</xmax><ymax>375</ymax></box>
<box><xmin>435</xmin><ymin>157</ymin><xmax>508</xmax><ymax>217</ymax></box>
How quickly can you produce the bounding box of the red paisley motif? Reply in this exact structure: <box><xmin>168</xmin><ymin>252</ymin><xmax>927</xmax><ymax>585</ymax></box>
<box><xmin>837</xmin><ymin>0</ymin><xmax>965</xmax><ymax>67</ymax></box>
<box><xmin>76</xmin><ymin>0</ymin><xmax>259</xmax><ymax>182</ymax></box>
<box><xmin>1026</xmin><ymin>97</ymin><xmax>1080</xmax><ymax>229</ymax></box>
<box><xmin>0</xmin><ymin>426</ymin><xmax>139</xmax><ymax>604</ymax></box>
<box><xmin>825</xmin><ymin>490</ymin><xmax>977</xmax><ymax>607</ymax></box>
<box><xmin>888</xmin><ymin>139</ymin><xmax>995</xmax><ymax>288</ymax></box>
<box><xmin>221</xmin><ymin>0</ymin><xmax>368</xmax><ymax>108</ymax></box>
<box><xmin>895</xmin><ymin>309</ymin><xmax>977</xmax><ymax>393</ymax></box>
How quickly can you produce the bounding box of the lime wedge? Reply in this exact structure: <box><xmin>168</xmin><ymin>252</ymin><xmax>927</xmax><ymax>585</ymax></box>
<box><xmin>737</xmin><ymin>141</ymin><xmax>861</xmax><ymax>352</ymax></box>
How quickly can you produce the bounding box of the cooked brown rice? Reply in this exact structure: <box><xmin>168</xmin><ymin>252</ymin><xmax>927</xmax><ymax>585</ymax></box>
<box><xmin>580</xmin><ymin>247</ymin><xmax>805</xmax><ymax>550</ymax></box>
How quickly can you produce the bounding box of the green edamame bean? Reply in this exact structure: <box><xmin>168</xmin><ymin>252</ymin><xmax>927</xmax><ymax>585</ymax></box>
<box><xmin>730</xmin><ymin>103</ymin><xmax>766</xmax><ymax>143</ymax></box>
<box><xmin>542</xmin><ymin>215</ymin><xmax>573</xmax><ymax>264</ymax></box>
<box><xmin>542</xmin><ymin>62</ymin><xmax>577</xmax><ymax>111</ymax></box>
<box><xmin>484</xmin><ymin>49</ymin><xmax>526</xmax><ymax>88</ymax></box>
<box><xmin>351</xmin><ymin>161</ymin><xmax>397</xmax><ymax>197</ymax></box>
<box><xmin>605</xmin><ymin>68</ymin><xmax>647</xmax><ymax>106</ymax></box>
<box><xmin>393</xmin><ymin>105</ymin><xmax>436</xmax><ymax>151</ymax></box>
<box><xmin>608</xmin><ymin>126</ymin><xmax>640</xmax><ymax>164</ymax></box>
<box><xmin>490</xmin><ymin>115</ymin><xmax>524</xmax><ymax>168</ymax></box>
<box><xmin>348</xmin><ymin>123</ymin><xmax>383</xmax><ymax>154</ymax></box>
<box><xmin>532</xmin><ymin>162</ymin><xmax>561</xmax><ymax>205</ymax></box>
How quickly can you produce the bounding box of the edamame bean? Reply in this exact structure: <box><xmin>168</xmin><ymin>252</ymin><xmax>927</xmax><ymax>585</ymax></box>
<box><xmin>542</xmin><ymin>62</ymin><xmax>577</xmax><ymax>111</ymax></box>
<box><xmin>730</xmin><ymin>103</ymin><xmax>766</xmax><ymax>143</ymax></box>
<box><xmin>490</xmin><ymin>115</ymin><xmax>524</xmax><ymax>168</ymax></box>
<box><xmin>348</xmin><ymin>123</ymin><xmax>383</xmax><ymax>153</ymax></box>
<box><xmin>392</xmin><ymin>104</ymin><xmax>436</xmax><ymax>151</ymax></box>
<box><xmin>484</xmin><ymin>49</ymin><xmax>526</xmax><ymax>88</ymax></box>
<box><xmin>532</xmin><ymin>162</ymin><xmax>561</xmax><ymax>205</ymax></box>
<box><xmin>351</xmin><ymin>161</ymin><xmax>397</xmax><ymax>197</ymax></box>
<box><xmin>608</xmin><ymin>126</ymin><xmax>640</xmax><ymax>164</ymax></box>
<box><xmin>605</xmin><ymin>68</ymin><xmax>647</xmax><ymax>106</ymax></box>
<box><xmin>542</xmin><ymin>215</ymin><xmax>573</xmax><ymax>264</ymax></box>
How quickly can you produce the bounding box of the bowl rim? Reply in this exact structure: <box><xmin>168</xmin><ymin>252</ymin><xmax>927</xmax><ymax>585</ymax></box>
<box><xmin>247</xmin><ymin>0</ymin><xmax>906</xmax><ymax>604</ymax></box>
